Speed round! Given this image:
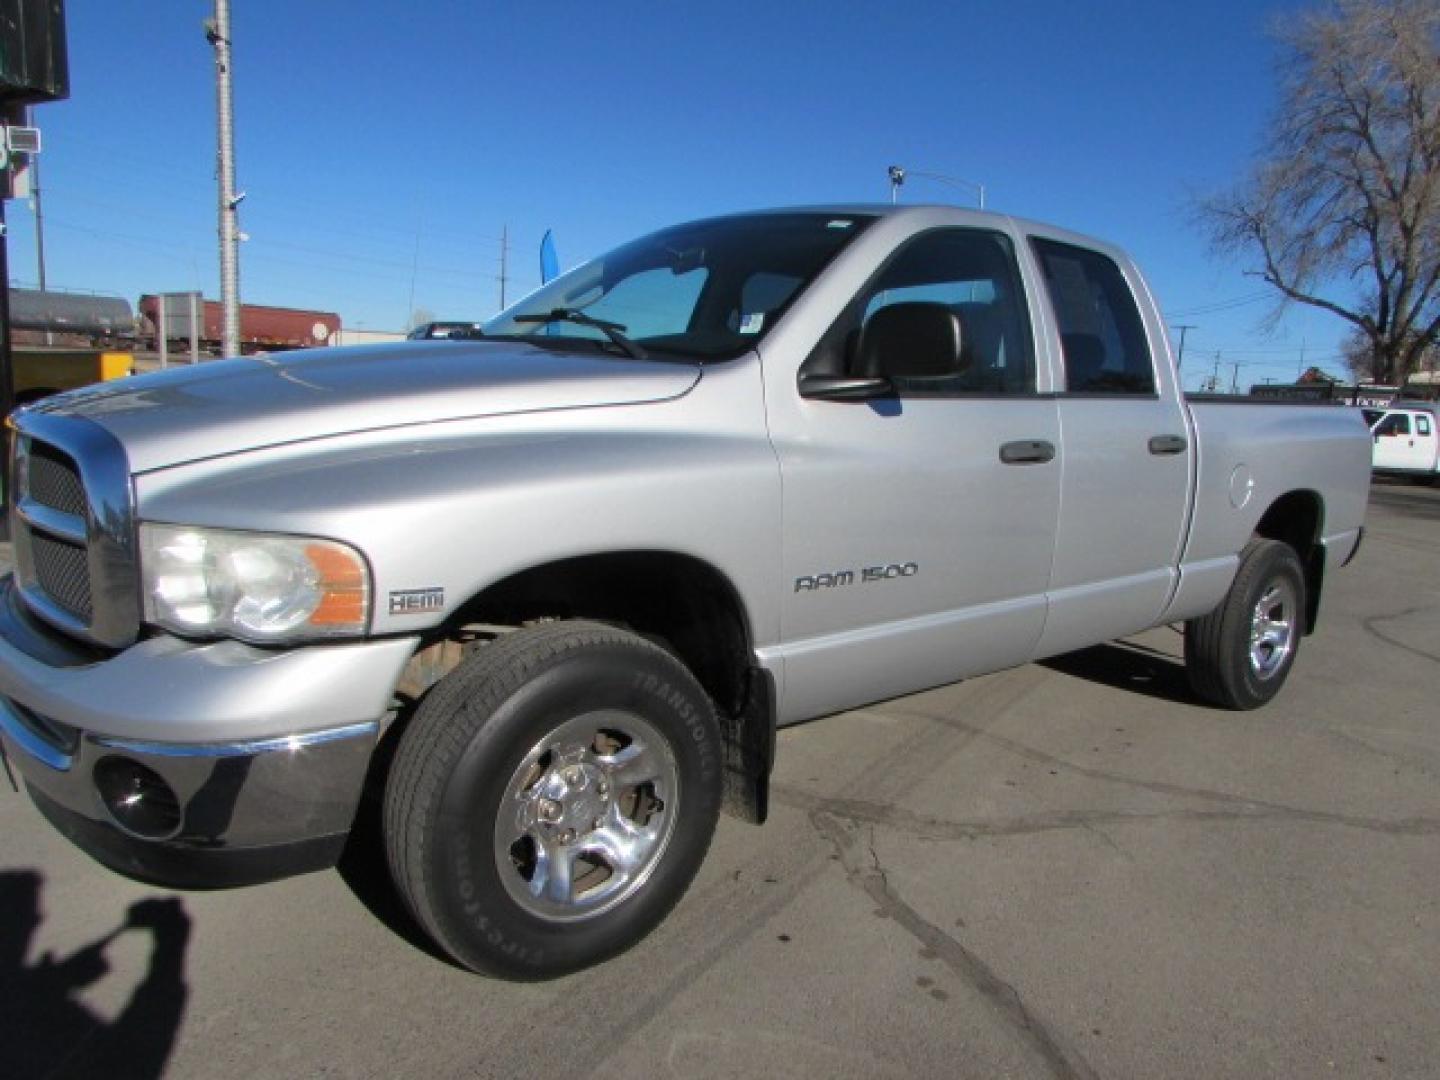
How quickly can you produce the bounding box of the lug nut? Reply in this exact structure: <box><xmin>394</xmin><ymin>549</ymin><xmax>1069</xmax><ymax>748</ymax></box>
<box><xmin>538</xmin><ymin>798</ymin><xmax>562</xmax><ymax>823</ymax></box>
<box><xmin>560</xmin><ymin>829</ymin><xmax>576</xmax><ymax>844</ymax></box>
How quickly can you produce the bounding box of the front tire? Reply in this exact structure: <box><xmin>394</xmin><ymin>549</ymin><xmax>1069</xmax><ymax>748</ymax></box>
<box><xmin>1184</xmin><ymin>538</ymin><xmax>1306</xmax><ymax>710</ymax></box>
<box><xmin>384</xmin><ymin>621</ymin><xmax>722</xmax><ymax>978</ymax></box>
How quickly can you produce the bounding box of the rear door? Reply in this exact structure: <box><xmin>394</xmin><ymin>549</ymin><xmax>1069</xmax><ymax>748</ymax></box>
<box><xmin>1418</xmin><ymin>412</ymin><xmax>1440</xmax><ymax>471</ymax></box>
<box><xmin>1027</xmin><ymin>236</ymin><xmax>1192</xmax><ymax>657</ymax></box>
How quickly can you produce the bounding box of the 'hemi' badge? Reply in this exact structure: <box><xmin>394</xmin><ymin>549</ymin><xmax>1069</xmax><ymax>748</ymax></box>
<box><xmin>389</xmin><ymin>587</ymin><xmax>444</xmax><ymax>615</ymax></box>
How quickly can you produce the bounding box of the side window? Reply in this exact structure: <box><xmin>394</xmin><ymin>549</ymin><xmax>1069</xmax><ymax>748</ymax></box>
<box><xmin>1418</xmin><ymin>414</ymin><xmax>1433</xmax><ymax>437</ymax></box>
<box><xmin>807</xmin><ymin>229</ymin><xmax>1035</xmax><ymax>395</ymax></box>
<box><xmin>1031</xmin><ymin>238</ymin><xmax>1155</xmax><ymax>394</ymax></box>
<box><xmin>1376</xmin><ymin>413</ymin><xmax>1411</xmax><ymax>437</ymax></box>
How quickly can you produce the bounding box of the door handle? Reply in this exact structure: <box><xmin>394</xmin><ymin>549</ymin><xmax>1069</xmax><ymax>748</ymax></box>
<box><xmin>999</xmin><ymin>439</ymin><xmax>1056</xmax><ymax>465</ymax></box>
<box><xmin>1148</xmin><ymin>434</ymin><xmax>1188</xmax><ymax>455</ymax></box>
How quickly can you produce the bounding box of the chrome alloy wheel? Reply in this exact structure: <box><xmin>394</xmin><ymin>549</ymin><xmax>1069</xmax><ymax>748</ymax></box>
<box><xmin>495</xmin><ymin>710</ymin><xmax>680</xmax><ymax>922</ymax></box>
<box><xmin>1249</xmin><ymin>579</ymin><xmax>1298</xmax><ymax>681</ymax></box>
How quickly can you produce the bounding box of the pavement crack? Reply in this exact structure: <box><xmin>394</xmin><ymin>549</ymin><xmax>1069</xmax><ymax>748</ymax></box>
<box><xmin>774</xmin><ymin>785</ymin><xmax>1440</xmax><ymax>842</ymax></box>
<box><xmin>811</xmin><ymin>810</ymin><xmax>1099</xmax><ymax>1080</ymax></box>
<box><xmin>1362</xmin><ymin>606</ymin><xmax>1440</xmax><ymax>665</ymax></box>
<box><xmin>1081</xmin><ymin>821</ymin><xmax>1132</xmax><ymax>862</ymax></box>
<box><xmin>879</xmin><ymin>709</ymin><xmax>1440</xmax><ymax>832</ymax></box>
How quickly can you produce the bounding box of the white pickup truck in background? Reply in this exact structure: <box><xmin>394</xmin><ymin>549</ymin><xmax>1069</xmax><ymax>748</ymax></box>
<box><xmin>1365</xmin><ymin>401</ymin><xmax>1440</xmax><ymax>483</ymax></box>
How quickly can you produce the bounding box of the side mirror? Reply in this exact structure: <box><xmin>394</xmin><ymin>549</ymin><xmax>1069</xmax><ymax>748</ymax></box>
<box><xmin>798</xmin><ymin>372</ymin><xmax>893</xmax><ymax>401</ymax></box>
<box><xmin>854</xmin><ymin>302</ymin><xmax>968</xmax><ymax>381</ymax></box>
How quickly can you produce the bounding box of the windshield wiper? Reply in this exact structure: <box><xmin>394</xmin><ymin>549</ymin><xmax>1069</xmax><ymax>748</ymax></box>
<box><xmin>512</xmin><ymin>308</ymin><xmax>647</xmax><ymax>360</ymax></box>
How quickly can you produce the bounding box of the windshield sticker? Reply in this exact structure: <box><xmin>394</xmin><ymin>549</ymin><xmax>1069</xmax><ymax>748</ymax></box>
<box><xmin>739</xmin><ymin>312</ymin><xmax>765</xmax><ymax>334</ymax></box>
<box><xmin>827</xmin><ymin>219</ymin><xmax>855</xmax><ymax>229</ymax></box>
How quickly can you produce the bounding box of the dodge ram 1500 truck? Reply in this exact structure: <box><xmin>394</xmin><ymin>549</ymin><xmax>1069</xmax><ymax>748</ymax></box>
<box><xmin>0</xmin><ymin>206</ymin><xmax>1371</xmax><ymax>978</ymax></box>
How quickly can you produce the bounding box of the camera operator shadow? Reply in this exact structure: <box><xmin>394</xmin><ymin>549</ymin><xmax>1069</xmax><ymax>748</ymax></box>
<box><xmin>0</xmin><ymin>870</ymin><xmax>192</xmax><ymax>1080</ymax></box>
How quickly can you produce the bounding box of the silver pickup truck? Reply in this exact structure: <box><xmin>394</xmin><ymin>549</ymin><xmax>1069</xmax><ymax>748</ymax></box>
<box><xmin>0</xmin><ymin>206</ymin><xmax>1371</xmax><ymax>977</ymax></box>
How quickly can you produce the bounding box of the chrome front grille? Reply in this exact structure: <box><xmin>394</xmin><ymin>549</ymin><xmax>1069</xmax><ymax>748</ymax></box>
<box><xmin>8</xmin><ymin>412</ymin><xmax>139</xmax><ymax>649</ymax></box>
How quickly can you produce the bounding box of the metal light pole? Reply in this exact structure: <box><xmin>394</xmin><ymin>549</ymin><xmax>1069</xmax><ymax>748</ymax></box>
<box><xmin>887</xmin><ymin>166</ymin><xmax>986</xmax><ymax>209</ymax></box>
<box><xmin>888</xmin><ymin>165</ymin><xmax>905</xmax><ymax>204</ymax></box>
<box><xmin>208</xmin><ymin>1</ymin><xmax>241</xmax><ymax>357</ymax></box>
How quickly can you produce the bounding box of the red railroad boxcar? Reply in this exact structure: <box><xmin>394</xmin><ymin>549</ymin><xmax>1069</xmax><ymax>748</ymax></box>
<box><xmin>139</xmin><ymin>295</ymin><xmax>341</xmax><ymax>352</ymax></box>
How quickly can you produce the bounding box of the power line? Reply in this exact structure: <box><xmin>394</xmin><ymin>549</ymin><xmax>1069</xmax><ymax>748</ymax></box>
<box><xmin>1165</xmin><ymin>290</ymin><xmax>1272</xmax><ymax>318</ymax></box>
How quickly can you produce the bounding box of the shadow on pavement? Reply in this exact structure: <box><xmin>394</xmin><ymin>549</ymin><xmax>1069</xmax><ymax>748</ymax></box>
<box><xmin>0</xmin><ymin>869</ymin><xmax>191</xmax><ymax>1080</ymax></box>
<box><xmin>1038</xmin><ymin>640</ymin><xmax>1205</xmax><ymax>707</ymax></box>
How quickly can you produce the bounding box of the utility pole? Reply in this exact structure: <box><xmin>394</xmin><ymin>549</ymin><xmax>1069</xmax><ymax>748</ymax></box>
<box><xmin>1230</xmin><ymin>361</ymin><xmax>1241</xmax><ymax>395</ymax></box>
<box><xmin>208</xmin><ymin>1</ymin><xmax>241</xmax><ymax>357</ymax></box>
<box><xmin>498</xmin><ymin>224</ymin><xmax>509</xmax><ymax>311</ymax></box>
<box><xmin>26</xmin><ymin>111</ymin><xmax>45</xmax><ymax>290</ymax></box>
<box><xmin>29</xmin><ymin>113</ymin><xmax>50</xmax><ymax>344</ymax></box>
<box><xmin>1210</xmin><ymin>351</ymin><xmax>1222</xmax><ymax>393</ymax></box>
<box><xmin>1172</xmin><ymin>323</ymin><xmax>1195</xmax><ymax>369</ymax></box>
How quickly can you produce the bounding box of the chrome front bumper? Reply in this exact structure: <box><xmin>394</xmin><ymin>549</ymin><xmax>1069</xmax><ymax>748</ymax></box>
<box><xmin>1</xmin><ymin>702</ymin><xmax>379</xmax><ymax>885</ymax></box>
<box><xmin>0</xmin><ymin>574</ymin><xmax>417</xmax><ymax>887</ymax></box>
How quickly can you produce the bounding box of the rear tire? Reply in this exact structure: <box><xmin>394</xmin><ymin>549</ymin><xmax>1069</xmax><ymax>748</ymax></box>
<box><xmin>1184</xmin><ymin>538</ymin><xmax>1306</xmax><ymax>710</ymax></box>
<box><xmin>383</xmin><ymin>621</ymin><xmax>722</xmax><ymax>978</ymax></box>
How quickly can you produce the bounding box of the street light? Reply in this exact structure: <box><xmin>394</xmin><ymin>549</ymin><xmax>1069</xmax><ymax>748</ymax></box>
<box><xmin>887</xmin><ymin>165</ymin><xmax>986</xmax><ymax>209</ymax></box>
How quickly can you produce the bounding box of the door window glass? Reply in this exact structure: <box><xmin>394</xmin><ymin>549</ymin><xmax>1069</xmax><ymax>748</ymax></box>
<box><xmin>807</xmin><ymin>229</ymin><xmax>1035</xmax><ymax>395</ymax></box>
<box><xmin>1418</xmin><ymin>415</ymin><xmax>1432</xmax><ymax>436</ymax></box>
<box><xmin>1031</xmin><ymin>238</ymin><xmax>1155</xmax><ymax>394</ymax></box>
<box><xmin>1376</xmin><ymin>413</ymin><xmax>1411</xmax><ymax>436</ymax></box>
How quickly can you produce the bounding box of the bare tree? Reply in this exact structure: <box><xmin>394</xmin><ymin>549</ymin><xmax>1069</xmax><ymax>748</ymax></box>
<box><xmin>1200</xmin><ymin>0</ymin><xmax>1440</xmax><ymax>384</ymax></box>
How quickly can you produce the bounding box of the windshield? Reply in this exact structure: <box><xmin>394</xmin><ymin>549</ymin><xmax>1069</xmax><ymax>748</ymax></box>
<box><xmin>484</xmin><ymin>212</ymin><xmax>874</xmax><ymax>359</ymax></box>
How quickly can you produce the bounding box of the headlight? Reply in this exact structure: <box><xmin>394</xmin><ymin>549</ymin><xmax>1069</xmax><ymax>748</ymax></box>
<box><xmin>140</xmin><ymin>524</ymin><xmax>371</xmax><ymax>642</ymax></box>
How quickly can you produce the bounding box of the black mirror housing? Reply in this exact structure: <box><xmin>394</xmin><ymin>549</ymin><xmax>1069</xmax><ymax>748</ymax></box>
<box><xmin>798</xmin><ymin>373</ymin><xmax>893</xmax><ymax>401</ymax></box>
<box><xmin>854</xmin><ymin>302</ymin><xmax>968</xmax><ymax>380</ymax></box>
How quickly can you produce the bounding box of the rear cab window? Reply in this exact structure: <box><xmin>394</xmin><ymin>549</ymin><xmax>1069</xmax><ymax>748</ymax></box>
<box><xmin>1031</xmin><ymin>238</ymin><xmax>1156</xmax><ymax>394</ymax></box>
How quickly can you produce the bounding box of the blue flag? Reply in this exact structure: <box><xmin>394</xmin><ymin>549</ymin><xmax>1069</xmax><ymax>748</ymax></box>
<box><xmin>540</xmin><ymin>230</ymin><xmax>559</xmax><ymax>284</ymax></box>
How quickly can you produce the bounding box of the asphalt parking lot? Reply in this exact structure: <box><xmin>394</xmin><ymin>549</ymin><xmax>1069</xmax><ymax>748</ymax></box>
<box><xmin>3</xmin><ymin>479</ymin><xmax>1437</xmax><ymax>1080</ymax></box>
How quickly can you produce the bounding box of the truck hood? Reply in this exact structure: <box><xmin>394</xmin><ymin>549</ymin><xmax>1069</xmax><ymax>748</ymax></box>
<box><xmin>36</xmin><ymin>341</ymin><xmax>702</xmax><ymax>473</ymax></box>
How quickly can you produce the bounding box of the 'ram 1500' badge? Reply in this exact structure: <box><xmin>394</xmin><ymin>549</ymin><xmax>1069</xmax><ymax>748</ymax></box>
<box><xmin>795</xmin><ymin>562</ymin><xmax>918</xmax><ymax>592</ymax></box>
<box><xmin>389</xmin><ymin>587</ymin><xmax>445</xmax><ymax>614</ymax></box>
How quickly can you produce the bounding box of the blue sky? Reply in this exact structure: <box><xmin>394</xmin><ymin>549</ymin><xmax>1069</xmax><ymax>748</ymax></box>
<box><xmin>9</xmin><ymin>0</ymin><xmax>1356</xmax><ymax>387</ymax></box>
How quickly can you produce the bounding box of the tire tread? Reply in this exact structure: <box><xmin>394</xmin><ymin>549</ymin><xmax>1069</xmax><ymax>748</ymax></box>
<box><xmin>382</xmin><ymin>620</ymin><xmax>717</xmax><ymax>973</ymax></box>
<box><xmin>1184</xmin><ymin>538</ymin><xmax>1304</xmax><ymax>710</ymax></box>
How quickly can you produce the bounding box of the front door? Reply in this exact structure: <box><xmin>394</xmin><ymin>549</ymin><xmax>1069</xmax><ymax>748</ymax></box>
<box><xmin>765</xmin><ymin>226</ymin><xmax>1061</xmax><ymax>724</ymax></box>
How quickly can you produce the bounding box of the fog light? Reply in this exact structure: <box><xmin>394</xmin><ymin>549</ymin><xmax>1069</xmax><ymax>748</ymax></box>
<box><xmin>94</xmin><ymin>756</ymin><xmax>182</xmax><ymax>840</ymax></box>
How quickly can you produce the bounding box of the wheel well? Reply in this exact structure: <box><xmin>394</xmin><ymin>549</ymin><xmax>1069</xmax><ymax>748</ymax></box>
<box><xmin>397</xmin><ymin>552</ymin><xmax>774</xmax><ymax>823</ymax></box>
<box><xmin>468</xmin><ymin>552</ymin><xmax>751</xmax><ymax>707</ymax></box>
<box><xmin>1253</xmin><ymin>490</ymin><xmax>1324</xmax><ymax>634</ymax></box>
